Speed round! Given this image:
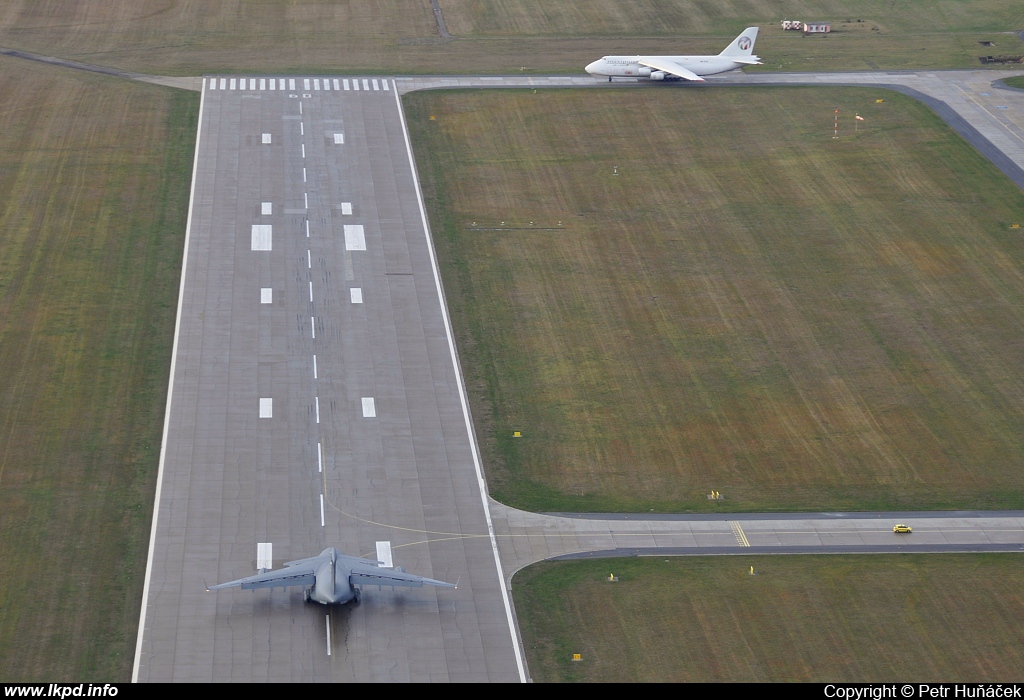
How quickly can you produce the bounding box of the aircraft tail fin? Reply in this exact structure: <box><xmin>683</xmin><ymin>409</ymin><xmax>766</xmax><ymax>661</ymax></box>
<box><xmin>719</xmin><ymin>27</ymin><xmax>759</xmax><ymax>57</ymax></box>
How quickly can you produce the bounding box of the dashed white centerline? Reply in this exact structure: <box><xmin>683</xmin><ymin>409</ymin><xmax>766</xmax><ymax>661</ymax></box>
<box><xmin>301</xmin><ymin>144</ymin><xmax>306</xmax><ymax>158</ymax></box>
<box><xmin>303</xmin><ymin>167</ymin><xmax>307</xmax><ymax>183</ymax></box>
<box><xmin>307</xmin><ymin>250</ymin><xmax>311</xmax><ymax>269</ymax></box>
<box><xmin>317</xmin><ymin>442</ymin><xmax>323</xmax><ymax>473</ymax></box>
<box><xmin>311</xmin><ymin>316</ymin><xmax>315</xmax><ymax>339</ymax></box>
<box><xmin>315</xmin><ymin>396</ymin><xmax>320</xmax><ymax>424</ymax></box>
<box><xmin>304</xmin><ymin>192</ymin><xmax>308</xmax><ymax>209</ymax></box>
<box><xmin>300</xmin><ymin>122</ymin><xmax>304</xmax><ymax>136</ymax></box>
<box><xmin>320</xmin><ymin>494</ymin><xmax>324</xmax><ymax>526</ymax></box>
<box><xmin>305</xmin><ymin>220</ymin><xmax>310</xmax><ymax>237</ymax></box>
<box><xmin>326</xmin><ymin>614</ymin><xmax>331</xmax><ymax>656</ymax></box>
<box><xmin>313</xmin><ymin>354</ymin><xmax>318</xmax><ymax>379</ymax></box>
<box><xmin>309</xmin><ymin>281</ymin><xmax>313</xmax><ymax>302</ymax></box>
<box><xmin>299</xmin><ymin>101</ymin><xmax>302</xmax><ymax>114</ymax></box>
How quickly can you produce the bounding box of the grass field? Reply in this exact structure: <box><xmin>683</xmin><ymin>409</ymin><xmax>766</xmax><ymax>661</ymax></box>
<box><xmin>0</xmin><ymin>57</ymin><xmax>197</xmax><ymax>680</ymax></box>
<box><xmin>406</xmin><ymin>87</ymin><xmax>1024</xmax><ymax>513</ymax></box>
<box><xmin>513</xmin><ymin>555</ymin><xmax>1024</xmax><ymax>682</ymax></box>
<box><xmin>0</xmin><ymin>1</ymin><xmax>1020</xmax><ymax>74</ymax></box>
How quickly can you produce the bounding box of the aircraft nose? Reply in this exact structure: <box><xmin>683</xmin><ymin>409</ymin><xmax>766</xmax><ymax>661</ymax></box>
<box><xmin>585</xmin><ymin>60</ymin><xmax>601</xmax><ymax>75</ymax></box>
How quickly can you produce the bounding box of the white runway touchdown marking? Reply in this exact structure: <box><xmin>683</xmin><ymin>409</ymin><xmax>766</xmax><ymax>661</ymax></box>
<box><xmin>372</xmin><ymin>79</ymin><xmax>379</xmax><ymax>91</ymax></box>
<box><xmin>341</xmin><ymin>202</ymin><xmax>352</xmax><ymax>215</ymax></box>
<box><xmin>262</xmin><ymin>133</ymin><xmax>271</xmax><ymax>144</ymax></box>
<box><xmin>259</xmin><ymin>398</ymin><xmax>273</xmax><ymax>418</ymax></box>
<box><xmin>375</xmin><ymin>541</ymin><xmax>394</xmax><ymax>568</ymax></box>
<box><xmin>344</xmin><ymin>224</ymin><xmax>366</xmax><ymax>251</ymax></box>
<box><xmin>219</xmin><ymin>78</ymin><xmax>226</xmax><ymax>90</ymax></box>
<box><xmin>257</xmin><ymin>543</ymin><xmax>272</xmax><ymax>570</ymax></box>
<box><xmin>313</xmin><ymin>354</ymin><xmax>318</xmax><ymax>379</ymax></box>
<box><xmin>261</xmin><ymin>202</ymin><xmax>272</xmax><ymax>215</ymax></box>
<box><xmin>361</xmin><ymin>397</ymin><xmax>376</xmax><ymax>418</ymax></box>
<box><xmin>333</xmin><ymin>133</ymin><xmax>344</xmax><ymax>144</ymax></box>
<box><xmin>343</xmin><ymin>79</ymin><xmax>350</xmax><ymax>91</ymax></box>
<box><xmin>317</xmin><ymin>442</ymin><xmax>323</xmax><ymax>473</ymax></box>
<box><xmin>289</xmin><ymin>78</ymin><xmax>296</xmax><ymax>91</ymax></box>
<box><xmin>362</xmin><ymin>79</ymin><xmax>370</xmax><ymax>91</ymax></box>
<box><xmin>333</xmin><ymin>79</ymin><xmax>340</xmax><ymax>90</ymax></box>
<box><xmin>315</xmin><ymin>396</ymin><xmax>320</xmax><ymax>423</ymax></box>
<box><xmin>229</xmin><ymin>78</ymin><xmax>237</xmax><ymax>90</ymax></box>
<box><xmin>251</xmin><ymin>225</ymin><xmax>272</xmax><ymax>251</ymax></box>
<box><xmin>260</xmin><ymin>288</ymin><xmax>272</xmax><ymax>304</ymax></box>
<box><xmin>350</xmin><ymin>288</ymin><xmax>363</xmax><ymax>304</ymax></box>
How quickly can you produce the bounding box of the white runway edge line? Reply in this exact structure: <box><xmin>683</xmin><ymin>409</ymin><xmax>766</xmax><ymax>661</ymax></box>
<box><xmin>393</xmin><ymin>80</ymin><xmax>528</xmax><ymax>682</ymax></box>
<box><xmin>132</xmin><ymin>79</ymin><xmax>208</xmax><ymax>683</ymax></box>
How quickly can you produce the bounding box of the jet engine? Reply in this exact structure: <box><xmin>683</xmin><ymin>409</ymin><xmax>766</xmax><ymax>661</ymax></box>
<box><xmin>637</xmin><ymin>67</ymin><xmax>652</xmax><ymax>77</ymax></box>
<box><xmin>649</xmin><ymin>71</ymin><xmax>667</xmax><ymax>81</ymax></box>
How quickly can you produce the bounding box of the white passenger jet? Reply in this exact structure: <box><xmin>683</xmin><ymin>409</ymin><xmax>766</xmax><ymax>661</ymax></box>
<box><xmin>585</xmin><ymin>27</ymin><xmax>761</xmax><ymax>82</ymax></box>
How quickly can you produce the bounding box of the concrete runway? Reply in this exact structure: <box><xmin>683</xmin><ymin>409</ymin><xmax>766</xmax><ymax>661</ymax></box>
<box><xmin>134</xmin><ymin>68</ymin><xmax>1024</xmax><ymax>683</ymax></box>
<box><xmin>133</xmin><ymin>76</ymin><xmax>524</xmax><ymax>682</ymax></box>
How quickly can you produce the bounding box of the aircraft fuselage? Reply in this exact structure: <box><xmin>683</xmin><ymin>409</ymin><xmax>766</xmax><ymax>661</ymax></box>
<box><xmin>585</xmin><ymin>55</ymin><xmax>745</xmax><ymax>80</ymax></box>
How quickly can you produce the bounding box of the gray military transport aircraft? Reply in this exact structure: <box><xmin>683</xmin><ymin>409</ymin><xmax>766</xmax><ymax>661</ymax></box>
<box><xmin>207</xmin><ymin>547</ymin><xmax>456</xmax><ymax>604</ymax></box>
<box><xmin>585</xmin><ymin>27</ymin><xmax>761</xmax><ymax>82</ymax></box>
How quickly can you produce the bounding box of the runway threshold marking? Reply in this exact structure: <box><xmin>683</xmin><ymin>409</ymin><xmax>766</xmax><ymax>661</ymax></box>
<box><xmin>729</xmin><ymin>521</ymin><xmax>750</xmax><ymax>547</ymax></box>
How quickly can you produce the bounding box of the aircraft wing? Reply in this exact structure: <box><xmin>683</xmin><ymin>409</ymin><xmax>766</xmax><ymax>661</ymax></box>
<box><xmin>348</xmin><ymin>562</ymin><xmax>456</xmax><ymax>590</ymax></box>
<box><xmin>208</xmin><ymin>563</ymin><xmax>317</xmax><ymax>592</ymax></box>
<box><xmin>638</xmin><ymin>58</ymin><xmax>704</xmax><ymax>81</ymax></box>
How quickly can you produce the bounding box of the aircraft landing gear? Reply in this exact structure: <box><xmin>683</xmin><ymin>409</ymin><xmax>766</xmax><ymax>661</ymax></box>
<box><xmin>303</xmin><ymin>588</ymin><xmax>311</xmax><ymax>602</ymax></box>
<box><xmin>352</xmin><ymin>588</ymin><xmax>362</xmax><ymax>604</ymax></box>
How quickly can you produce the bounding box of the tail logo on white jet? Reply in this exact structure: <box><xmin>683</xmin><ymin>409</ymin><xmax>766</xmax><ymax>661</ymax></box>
<box><xmin>738</xmin><ymin>36</ymin><xmax>752</xmax><ymax>51</ymax></box>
